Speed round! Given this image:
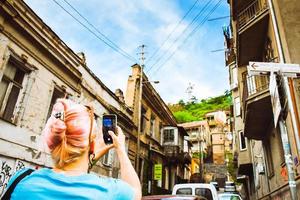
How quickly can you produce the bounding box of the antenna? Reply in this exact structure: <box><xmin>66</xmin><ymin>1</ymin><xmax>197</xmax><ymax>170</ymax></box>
<box><xmin>137</xmin><ymin>44</ymin><xmax>147</xmax><ymax>67</ymax></box>
<box><xmin>186</xmin><ymin>82</ymin><xmax>195</xmax><ymax>102</ymax></box>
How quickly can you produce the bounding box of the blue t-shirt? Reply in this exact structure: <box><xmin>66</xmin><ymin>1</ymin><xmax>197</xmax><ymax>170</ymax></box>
<box><xmin>7</xmin><ymin>168</ymin><xmax>134</xmax><ymax>200</ymax></box>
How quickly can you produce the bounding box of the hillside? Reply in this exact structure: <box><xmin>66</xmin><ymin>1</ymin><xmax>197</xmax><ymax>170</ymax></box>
<box><xmin>168</xmin><ymin>91</ymin><xmax>232</xmax><ymax>123</ymax></box>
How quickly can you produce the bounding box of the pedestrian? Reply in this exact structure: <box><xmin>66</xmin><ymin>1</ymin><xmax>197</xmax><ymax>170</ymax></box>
<box><xmin>2</xmin><ymin>99</ymin><xmax>141</xmax><ymax>200</ymax></box>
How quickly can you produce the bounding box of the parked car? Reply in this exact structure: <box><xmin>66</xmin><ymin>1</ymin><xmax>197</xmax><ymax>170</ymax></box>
<box><xmin>218</xmin><ymin>193</ymin><xmax>242</xmax><ymax>200</ymax></box>
<box><xmin>172</xmin><ymin>183</ymin><xmax>219</xmax><ymax>200</ymax></box>
<box><xmin>210</xmin><ymin>181</ymin><xmax>219</xmax><ymax>191</ymax></box>
<box><xmin>142</xmin><ymin>195</ymin><xmax>207</xmax><ymax>200</ymax></box>
<box><xmin>224</xmin><ymin>181</ymin><xmax>236</xmax><ymax>193</ymax></box>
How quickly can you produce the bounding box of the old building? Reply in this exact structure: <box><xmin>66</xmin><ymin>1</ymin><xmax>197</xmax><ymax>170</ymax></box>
<box><xmin>0</xmin><ymin>0</ymin><xmax>137</xmax><ymax>196</ymax></box>
<box><xmin>226</xmin><ymin>0</ymin><xmax>300</xmax><ymax>199</ymax></box>
<box><xmin>179</xmin><ymin>121</ymin><xmax>210</xmax><ymax>179</ymax></box>
<box><xmin>125</xmin><ymin>64</ymin><xmax>191</xmax><ymax>195</ymax></box>
<box><xmin>204</xmin><ymin>111</ymin><xmax>232</xmax><ymax>165</ymax></box>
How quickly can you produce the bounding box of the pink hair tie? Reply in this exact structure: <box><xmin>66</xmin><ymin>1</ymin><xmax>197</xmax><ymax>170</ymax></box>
<box><xmin>53</xmin><ymin>111</ymin><xmax>65</xmax><ymax>121</ymax></box>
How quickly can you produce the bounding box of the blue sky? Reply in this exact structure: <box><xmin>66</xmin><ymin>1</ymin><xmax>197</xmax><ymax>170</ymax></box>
<box><xmin>24</xmin><ymin>0</ymin><xmax>230</xmax><ymax>103</ymax></box>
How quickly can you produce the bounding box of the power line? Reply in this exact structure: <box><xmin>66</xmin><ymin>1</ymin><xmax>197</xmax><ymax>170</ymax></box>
<box><xmin>50</xmin><ymin>0</ymin><xmax>137</xmax><ymax>62</ymax></box>
<box><xmin>146</xmin><ymin>0</ymin><xmax>214</xmax><ymax>73</ymax></box>
<box><xmin>62</xmin><ymin>0</ymin><xmax>137</xmax><ymax>62</ymax></box>
<box><xmin>146</xmin><ymin>0</ymin><xmax>200</xmax><ymax>65</ymax></box>
<box><xmin>150</xmin><ymin>0</ymin><xmax>223</xmax><ymax>77</ymax></box>
<box><xmin>150</xmin><ymin>0</ymin><xmax>222</xmax><ymax>76</ymax></box>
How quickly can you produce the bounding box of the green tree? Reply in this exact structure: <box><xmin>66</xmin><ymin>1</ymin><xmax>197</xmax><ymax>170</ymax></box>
<box><xmin>168</xmin><ymin>92</ymin><xmax>232</xmax><ymax>123</ymax></box>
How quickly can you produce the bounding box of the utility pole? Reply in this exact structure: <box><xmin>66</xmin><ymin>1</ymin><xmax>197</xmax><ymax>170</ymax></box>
<box><xmin>136</xmin><ymin>44</ymin><xmax>146</xmax><ymax>180</ymax></box>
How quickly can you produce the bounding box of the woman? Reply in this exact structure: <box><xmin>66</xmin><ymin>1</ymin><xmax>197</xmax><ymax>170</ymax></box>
<box><xmin>5</xmin><ymin>99</ymin><xmax>141</xmax><ymax>200</ymax></box>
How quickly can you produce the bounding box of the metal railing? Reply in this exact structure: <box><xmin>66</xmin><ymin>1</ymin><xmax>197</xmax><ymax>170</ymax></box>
<box><xmin>242</xmin><ymin>74</ymin><xmax>270</xmax><ymax>113</ymax></box>
<box><xmin>243</xmin><ymin>74</ymin><xmax>270</xmax><ymax>99</ymax></box>
<box><xmin>238</xmin><ymin>0</ymin><xmax>268</xmax><ymax>29</ymax></box>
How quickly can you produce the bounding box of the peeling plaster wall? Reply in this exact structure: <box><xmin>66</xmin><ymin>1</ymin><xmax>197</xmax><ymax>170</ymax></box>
<box><xmin>0</xmin><ymin>1</ymin><xmax>136</xmax><ymax>196</ymax></box>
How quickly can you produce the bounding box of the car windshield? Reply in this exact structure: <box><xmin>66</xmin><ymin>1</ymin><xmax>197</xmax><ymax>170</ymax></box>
<box><xmin>195</xmin><ymin>188</ymin><xmax>213</xmax><ymax>200</ymax></box>
<box><xmin>219</xmin><ymin>194</ymin><xmax>241</xmax><ymax>200</ymax></box>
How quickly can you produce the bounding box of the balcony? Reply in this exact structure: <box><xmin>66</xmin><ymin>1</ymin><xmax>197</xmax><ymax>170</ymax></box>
<box><xmin>164</xmin><ymin>145</ymin><xmax>180</xmax><ymax>157</ymax></box>
<box><xmin>237</xmin><ymin>0</ymin><xmax>269</xmax><ymax>66</ymax></box>
<box><xmin>242</xmin><ymin>74</ymin><xmax>273</xmax><ymax>140</ymax></box>
<box><xmin>238</xmin><ymin>0</ymin><xmax>268</xmax><ymax>30</ymax></box>
<box><xmin>164</xmin><ymin>145</ymin><xmax>190</xmax><ymax>164</ymax></box>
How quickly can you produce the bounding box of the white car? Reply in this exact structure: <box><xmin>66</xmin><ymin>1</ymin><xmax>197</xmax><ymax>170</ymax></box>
<box><xmin>218</xmin><ymin>193</ymin><xmax>242</xmax><ymax>200</ymax></box>
<box><xmin>172</xmin><ymin>183</ymin><xmax>219</xmax><ymax>200</ymax></box>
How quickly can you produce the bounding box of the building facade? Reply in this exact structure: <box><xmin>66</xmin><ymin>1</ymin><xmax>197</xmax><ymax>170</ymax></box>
<box><xmin>204</xmin><ymin>111</ymin><xmax>232</xmax><ymax>165</ymax></box>
<box><xmin>125</xmin><ymin>64</ymin><xmax>191</xmax><ymax>195</ymax></box>
<box><xmin>0</xmin><ymin>0</ymin><xmax>137</xmax><ymax>195</ymax></box>
<box><xmin>226</xmin><ymin>0</ymin><xmax>300</xmax><ymax>199</ymax></box>
<box><xmin>179</xmin><ymin>121</ymin><xmax>210</xmax><ymax>179</ymax></box>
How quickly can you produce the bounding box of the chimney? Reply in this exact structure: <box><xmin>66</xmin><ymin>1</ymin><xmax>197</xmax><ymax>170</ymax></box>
<box><xmin>115</xmin><ymin>89</ymin><xmax>125</xmax><ymax>103</ymax></box>
<box><xmin>77</xmin><ymin>52</ymin><xmax>86</xmax><ymax>65</ymax></box>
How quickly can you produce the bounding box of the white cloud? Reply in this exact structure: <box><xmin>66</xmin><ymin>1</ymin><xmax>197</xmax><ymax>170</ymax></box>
<box><xmin>24</xmin><ymin>0</ymin><xmax>229</xmax><ymax>104</ymax></box>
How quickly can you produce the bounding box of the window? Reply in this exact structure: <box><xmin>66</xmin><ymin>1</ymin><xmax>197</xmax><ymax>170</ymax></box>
<box><xmin>231</xmin><ymin>66</ymin><xmax>238</xmax><ymax>87</ymax></box>
<box><xmin>94</xmin><ymin>114</ymin><xmax>102</xmax><ymax>133</ymax></box>
<box><xmin>207</xmin><ymin>116</ymin><xmax>214</xmax><ymax>121</ymax></box>
<box><xmin>102</xmin><ymin>149</ymin><xmax>114</xmax><ymax>166</ymax></box>
<box><xmin>247</xmin><ymin>74</ymin><xmax>257</xmax><ymax>95</ymax></box>
<box><xmin>125</xmin><ymin>137</ymin><xmax>129</xmax><ymax>153</ymax></box>
<box><xmin>158</xmin><ymin>121</ymin><xmax>162</xmax><ymax>138</ymax></box>
<box><xmin>46</xmin><ymin>87</ymin><xmax>66</xmax><ymax>120</ymax></box>
<box><xmin>150</xmin><ymin>115</ymin><xmax>155</xmax><ymax>137</ymax></box>
<box><xmin>234</xmin><ymin>97</ymin><xmax>241</xmax><ymax>117</ymax></box>
<box><xmin>0</xmin><ymin>59</ymin><xmax>27</xmax><ymax>122</ymax></box>
<box><xmin>239</xmin><ymin>131</ymin><xmax>247</xmax><ymax>150</ymax></box>
<box><xmin>163</xmin><ymin>129</ymin><xmax>175</xmax><ymax>143</ymax></box>
<box><xmin>140</xmin><ymin>106</ymin><xmax>147</xmax><ymax>133</ymax></box>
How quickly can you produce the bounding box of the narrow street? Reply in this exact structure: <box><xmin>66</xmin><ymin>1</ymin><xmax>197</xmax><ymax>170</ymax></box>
<box><xmin>0</xmin><ymin>0</ymin><xmax>300</xmax><ymax>200</ymax></box>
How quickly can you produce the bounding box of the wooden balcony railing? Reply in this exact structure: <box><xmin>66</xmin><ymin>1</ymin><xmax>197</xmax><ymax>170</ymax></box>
<box><xmin>164</xmin><ymin>145</ymin><xmax>180</xmax><ymax>157</ymax></box>
<box><xmin>238</xmin><ymin>0</ymin><xmax>268</xmax><ymax>29</ymax></box>
<box><xmin>164</xmin><ymin>145</ymin><xmax>191</xmax><ymax>164</ymax></box>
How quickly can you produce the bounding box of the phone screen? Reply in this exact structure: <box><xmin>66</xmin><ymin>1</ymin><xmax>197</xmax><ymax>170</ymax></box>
<box><xmin>102</xmin><ymin>114</ymin><xmax>117</xmax><ymax>144</ymax></box>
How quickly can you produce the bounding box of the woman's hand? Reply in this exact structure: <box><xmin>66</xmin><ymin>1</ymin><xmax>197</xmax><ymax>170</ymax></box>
<box><xmin>92</xmin><ymin>126</ymin><xmax>114</xmax><ymax>162</ymax></box>
<box><xmin>109</xmin><ymin>126</ymin><xmax>142</xmax><ymax>200</ymax></box>
<box><xmin>108</xmin><ymin>126</ymin><xmax>126</xmax><ymax>154</ymax></box>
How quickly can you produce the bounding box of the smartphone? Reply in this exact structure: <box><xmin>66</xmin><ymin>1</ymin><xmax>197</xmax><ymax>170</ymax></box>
<box><xmin>102</xmin><ymin>114</ymin><xmax>117</xmax><ymax>144</ymax></box>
